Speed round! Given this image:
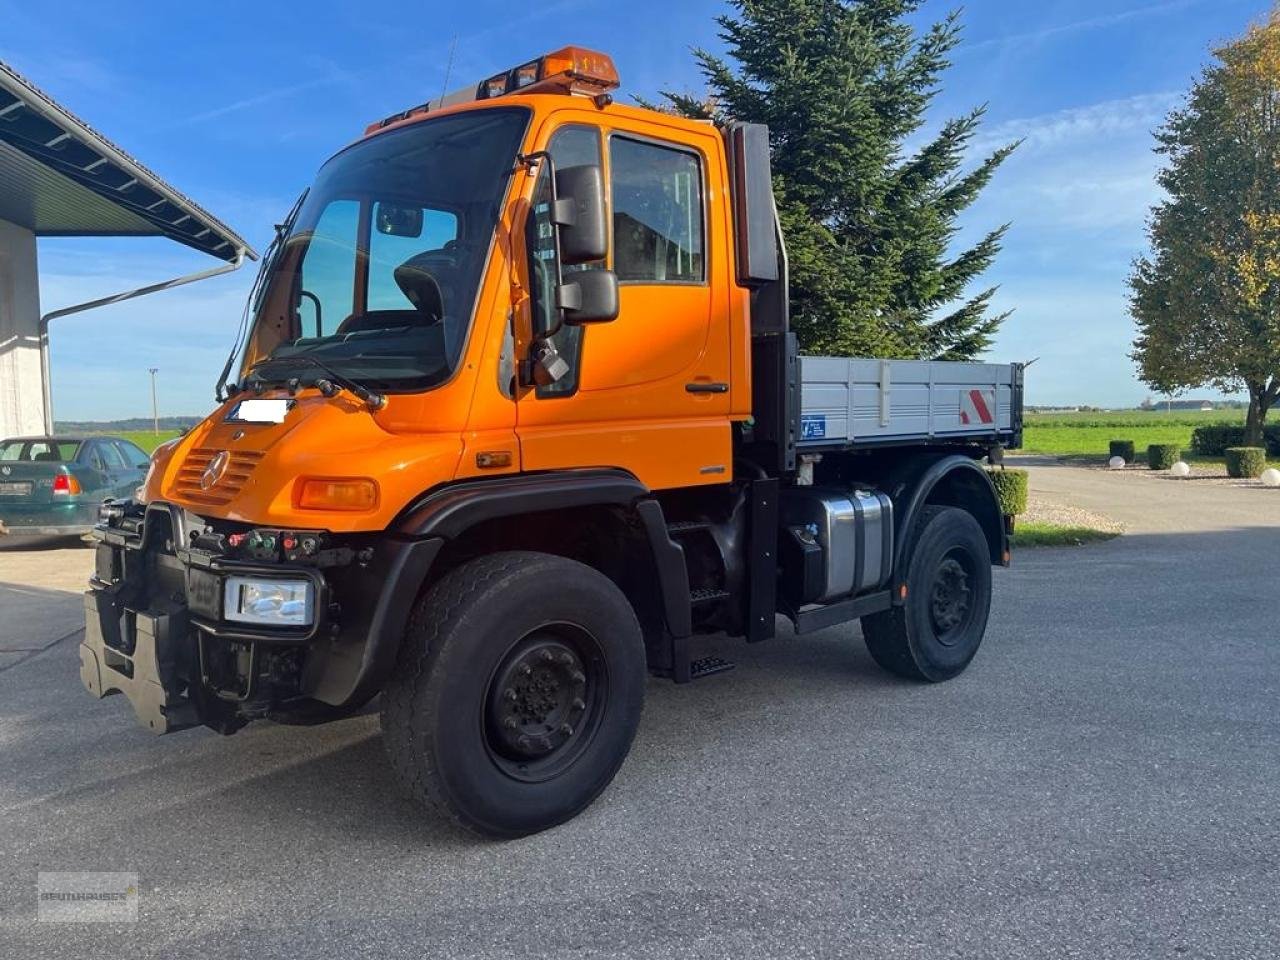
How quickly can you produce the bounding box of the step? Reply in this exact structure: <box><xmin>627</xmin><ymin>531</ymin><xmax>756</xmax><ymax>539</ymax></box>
<box><xmin>690</xmin><ymin>587</ymin><xmax>730</xmax><ymax>604</ymax></box>
<box><xmin>689</xmin><ymin>656</ymin><xmax>735</xmax><ymax>680</ymax></box>
<box><xmin>666</xmin><ymin>520</ymin><xmax>712</xmax><ymax>536</ymax></box>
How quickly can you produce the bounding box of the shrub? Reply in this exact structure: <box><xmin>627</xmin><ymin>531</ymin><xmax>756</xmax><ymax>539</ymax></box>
<box><xmin>1225</xmin><ymin>446</ymin><xmax>1267</xmax><ymax>479</ymax></box>
<box><xmin>1147</xmin><ymin>443</ymin><xmax>1181</xmax><ymax>470</ymax></box>
<box><xmin>986</xmin><ymin>467</ymin><xmax>1029</xmax><ymax>516</ymax></box>
<box><xmin>1191</xmin><ymin>423</ymin><xmax>1280</xmax><ymax>457</ymax></box>
<box><xmin>1109</xmin><ymin>439</ymin><xmax>1135</xmax><ymax>463</ymax></box>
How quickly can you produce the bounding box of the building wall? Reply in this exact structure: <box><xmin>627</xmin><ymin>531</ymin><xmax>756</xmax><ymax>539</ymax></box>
<box><xmin>0</xmin><ymin>219</ymin><xmax>45</xmax><ymax>437</ymax></box>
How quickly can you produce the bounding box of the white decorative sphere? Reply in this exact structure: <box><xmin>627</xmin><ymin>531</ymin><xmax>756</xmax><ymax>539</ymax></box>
<box><xmin>1261</xmin><ymin>468</ymin><xmax>1280</xmax><ymax>487</ymax></box>
<box><xmin>1170</xmin><ymin>461</ymin><xmax>1191</xmax><ymax>478</ymax></box>
<box><xmin>1108</xmin><ymin>456</ymin><xmax>1126</xmax><ymax>470</ymax></box>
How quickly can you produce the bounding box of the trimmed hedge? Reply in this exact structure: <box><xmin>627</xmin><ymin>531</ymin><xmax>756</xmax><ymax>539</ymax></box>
<box><xmin>1225</xmin><ymin>446</ymin><xmax>1267</xmax><ymax>479</ymax></box>
<box><xmin>1109</xmin><ymin>439</ymin><xmax>1135</xmax><ymax>463</ymax></box>
<box><xmin>1147</xmin><ymin>443</ymin><xmax>1181</xmax><ymax>470</ymax></box>
<box><xmin>1191</xmin><ymin>423</ymin><xmax>1280</xmax><ymax>457</ymax></box>
<box><xmin>986</xmin><ymin>468</ymin><xmax>1029</xmax><ymax>516</ymax></box>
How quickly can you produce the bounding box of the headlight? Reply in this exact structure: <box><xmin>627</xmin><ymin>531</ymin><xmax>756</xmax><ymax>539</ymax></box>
<box><xmin>223</xmin><ymin>576</ymin><xmax>314</xmax><ymax>627</ymax></box>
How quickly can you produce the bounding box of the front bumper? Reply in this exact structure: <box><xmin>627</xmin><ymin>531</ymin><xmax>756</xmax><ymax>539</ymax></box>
<box><xmin>83</xmin><ymin>499</ymin><xmax>440</xmax><ymax>735</ymax></box>
<box><xmin>80</xmin><ymin>593</ymin><xmax>197</xmax><ymax>733</ymax></box>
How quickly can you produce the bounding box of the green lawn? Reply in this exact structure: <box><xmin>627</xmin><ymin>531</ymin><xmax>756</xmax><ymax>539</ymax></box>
<box><xmin>1011</xmin><ymin>522</ymin><xmax>1121</xmax><ymax>548</ymax></box>
<box><xmin>111</xmin><ymin>430</ymin><xmax>182</xmax><ymax>455</ymax></box>
<box><xmin>1018</xmin><ymin>409</ymin><xmax>1242</xmax><ymax>462</ymax></box>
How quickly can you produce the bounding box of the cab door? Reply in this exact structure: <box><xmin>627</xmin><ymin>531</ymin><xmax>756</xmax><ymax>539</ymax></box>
<box><xmin>514</xmin><ymin>113</ymin><xmax>733</xmax><ymax>492</ymax></box>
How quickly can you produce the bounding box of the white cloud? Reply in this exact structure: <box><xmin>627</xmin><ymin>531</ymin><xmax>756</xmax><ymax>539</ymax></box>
<box><xmin>960</xmin><ymin>0</ymin><xmax>1209</xmax><ymax>54</ymax></box>
<box><xmin>973</xmin><ymin>91</ymin><xmax>1181</xmax><ymax>157</ymax></box>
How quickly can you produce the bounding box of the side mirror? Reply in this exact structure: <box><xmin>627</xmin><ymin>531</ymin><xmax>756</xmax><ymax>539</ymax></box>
<box><xmin>559</xmin><ymin>269</ymin><xmax>619</xmax><ymax>325</ymax></box>
<box><xmin>553</xmin><ymin>165</ymin><xmax>608</xmax><ymax>265</ymax></box>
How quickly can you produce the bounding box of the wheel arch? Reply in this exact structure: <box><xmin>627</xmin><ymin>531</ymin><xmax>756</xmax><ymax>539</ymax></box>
<box><xmin>888</xmin><ymin>454</ymin><xmax>1007</xmax><ymax>582</ymax></box>
<box><xmin>311</xmin><ymin>470</ymin><xmax>692</xmax><ymax>708</ymax></box>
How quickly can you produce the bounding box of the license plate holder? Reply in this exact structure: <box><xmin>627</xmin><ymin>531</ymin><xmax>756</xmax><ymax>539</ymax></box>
<box><xmin>0</xmin><ymin>481</ymin><xmax>32</xmax><ymax>497</ymax></box>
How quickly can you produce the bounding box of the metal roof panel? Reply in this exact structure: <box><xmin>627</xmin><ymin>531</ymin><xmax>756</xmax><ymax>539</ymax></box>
<box><xmin>0</xmin><ymin>59</ymin><xmax>256</xmax><ymax>262</ymax></box>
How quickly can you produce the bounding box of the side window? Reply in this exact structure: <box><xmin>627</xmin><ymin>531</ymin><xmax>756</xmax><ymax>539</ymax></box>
<box><xmin>610</xmin><ymin>137</ymin><xmax>704</xmax><ymax>283</ymax></box>
<box><xmin>527</xmin><ymin>125</ymin><xmax>603</xmax><ymax>398</ymax></box>
<box><xmin>296</xmin><ymin>199</ymin><xmax>359</xmax><ymax>338</ymax></box>
<box><xmin>367</xmin><ymin>204</ymin><xmax>459</xmax><ymax>312</ymax></box>
<box><xmin>98</xmin><ymin>442</ymin><xmax>127</xmax><ymax>470</ymax></box>
<box><xmin>80</xmin><ymin>441</ymin><xmax>105</xmax><ymax>471</ymax></box>
<box><xmin>113</xmin><ymin>441</ymin><xmax>151</xmax><ymax>469</ymax></box>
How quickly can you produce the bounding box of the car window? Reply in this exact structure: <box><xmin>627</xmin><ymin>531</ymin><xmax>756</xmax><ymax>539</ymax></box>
<box><xmin>610</xmin><ymin>136</ymin><xmax>704</xmax><ymax>283</ymax></box>
<box><xmin>113</xmin><ymin>441</ymin><xmax>151</xmax><ymax>468</ymax></box>
<box><xmin>0</xmin><ymin>440</ymin><xmax>75</xmax><ymax>462</ymax></box>
<box><xmin>98</xmin><ymin>442</ymin><xmax>127</xmax><ymax>470</ymax></box>
<box><xmin>80</xmin><ymin>441</ymin><xmax>107</xmax><ymax>471</ymax></box>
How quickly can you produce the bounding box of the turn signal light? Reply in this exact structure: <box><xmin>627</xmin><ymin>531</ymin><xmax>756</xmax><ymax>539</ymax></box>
<box><xmin>295</xmin><ymin>477</ymin><xmax>378</xmax><ymax>511</ymax></box>
<box><xmin>52</xmin><ymin>473</ymin><xmax>82</xmax><ymax>496</ymax></box>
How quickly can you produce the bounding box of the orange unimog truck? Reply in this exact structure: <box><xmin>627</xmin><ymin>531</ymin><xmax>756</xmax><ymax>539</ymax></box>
<box><xmin>82</xmin><ymin>47</ymin><xmax>1023</xmax><ymax>837</ymax></box>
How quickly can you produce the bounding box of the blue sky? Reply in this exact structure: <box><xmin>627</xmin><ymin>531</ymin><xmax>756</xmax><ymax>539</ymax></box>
<box><xmin>0</xmin><ymin>0</ymin><xmax>1266</xmax><ymax>419</ymax></box>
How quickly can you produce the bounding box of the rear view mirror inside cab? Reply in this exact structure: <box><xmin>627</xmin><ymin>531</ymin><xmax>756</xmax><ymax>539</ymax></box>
<box><xmin>376</xmin><ymin>204</ymin><xmax>424</xmax><ymax>238</ymax></box>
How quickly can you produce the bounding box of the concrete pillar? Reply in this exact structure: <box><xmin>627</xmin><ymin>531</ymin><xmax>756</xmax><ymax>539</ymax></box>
<box><xmin>0</xmin><ymin>219</ymin><xmax>44</xmax><ymax>437</ymax></box>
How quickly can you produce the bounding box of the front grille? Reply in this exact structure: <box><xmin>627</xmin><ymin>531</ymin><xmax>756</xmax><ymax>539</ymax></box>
<box><xmin>172</xmin><ymin>447</ymin><xmax>265</xmax><ymax>506</ymax></box>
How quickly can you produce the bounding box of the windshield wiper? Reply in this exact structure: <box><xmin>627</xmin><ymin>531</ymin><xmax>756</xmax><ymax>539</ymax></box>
<box><xmin>249</xmin><ymin>355</ymin><xmax>387</xmax><ymax>411</ymax></box>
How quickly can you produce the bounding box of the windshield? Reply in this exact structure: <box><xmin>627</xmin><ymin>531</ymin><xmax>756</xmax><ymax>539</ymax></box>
<box><xmin>241</xmin><ymin>107</ymin><xmax>530</xmax><ymax>392</ymax></box>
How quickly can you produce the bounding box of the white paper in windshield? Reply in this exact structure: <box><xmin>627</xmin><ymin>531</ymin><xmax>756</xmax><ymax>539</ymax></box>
<box><xmin>226</xmin><ymin>399</ymin><xmax>293</xmax><ymax>424</ymax></box>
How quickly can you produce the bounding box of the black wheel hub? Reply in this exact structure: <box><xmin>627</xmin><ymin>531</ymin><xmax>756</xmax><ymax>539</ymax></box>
<box><xmin>486</xmin><ymin>636</ymin><xmax>589</xmax><ymax>761</ymax></box>
<box><xmin>929</xmin><ymin>554</ymin><xmax>972</xmax><ymax>643</ymax></box>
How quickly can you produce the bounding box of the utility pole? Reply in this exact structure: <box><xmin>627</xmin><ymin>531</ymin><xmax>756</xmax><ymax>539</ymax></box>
<box><xmin>148</xmin><ymin>368</ymin><xmax>159</xmax><ymax>435</ymax></box>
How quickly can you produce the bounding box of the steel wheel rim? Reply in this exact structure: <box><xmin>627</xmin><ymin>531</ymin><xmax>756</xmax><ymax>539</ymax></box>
<box><xmin>929</xmin><ymin>549</ymin><xmax>975</xmax><ymax>646</ymax></box>
<box><xmin>483</xmin><ymin>623</ymin><xmax>607</xmax><ymax>783</ymax></box>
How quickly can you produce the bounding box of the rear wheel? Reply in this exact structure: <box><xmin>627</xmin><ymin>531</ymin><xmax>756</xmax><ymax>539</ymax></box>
<box><xmin>380</xmin><ymin>551</ymin><xmax>646</xmax><ymax>838</ymax></box>
<box><xmin>862</xmin><ymin>506</ymin><xmax>992</xmax><ymax>682</ymax></box>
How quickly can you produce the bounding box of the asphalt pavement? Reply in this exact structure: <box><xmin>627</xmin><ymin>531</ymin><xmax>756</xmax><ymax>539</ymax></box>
<box><xmin>2</xmin><ymin>463</ymin><xmax>1278</xmax><ymax>959</ymax></box>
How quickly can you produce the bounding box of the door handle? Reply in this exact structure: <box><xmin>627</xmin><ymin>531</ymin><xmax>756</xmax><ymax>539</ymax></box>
<box><xmin>685</xmin><ymin>382</ymin><xmax>728</xmax><ymax>394</ymax></box>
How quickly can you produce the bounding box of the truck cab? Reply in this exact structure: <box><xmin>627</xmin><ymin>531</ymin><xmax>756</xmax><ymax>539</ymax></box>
<box><xmin>82</xmin><ymin>47</ymin><xmax>1021</xmax><ymax>837</ymax></box>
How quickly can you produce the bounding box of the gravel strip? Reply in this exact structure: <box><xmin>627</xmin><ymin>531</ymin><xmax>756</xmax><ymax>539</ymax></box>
<box><xmin>1023</xmin><ymin>494</ymin><xmax>1125</xmax><ymax>533</ymax></box>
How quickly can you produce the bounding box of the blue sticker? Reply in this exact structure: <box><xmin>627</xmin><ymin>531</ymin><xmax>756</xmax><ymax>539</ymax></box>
<box><xmin>801</xmin><ymin>414</ymin><xmax>826</xmax><ymax>440</ymax></box>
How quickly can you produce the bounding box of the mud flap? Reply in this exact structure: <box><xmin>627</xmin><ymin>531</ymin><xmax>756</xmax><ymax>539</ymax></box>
<box><xmin>79</xmin><ymin>591</ymin><xmax>198</xmax><ymax>734</ymax></box>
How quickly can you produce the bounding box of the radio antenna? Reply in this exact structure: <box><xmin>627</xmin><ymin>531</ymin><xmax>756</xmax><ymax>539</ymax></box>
<box><xmin>440</xmin><ymin>35</ymin><xmax>458</xmax><ymax>101</ymax></box>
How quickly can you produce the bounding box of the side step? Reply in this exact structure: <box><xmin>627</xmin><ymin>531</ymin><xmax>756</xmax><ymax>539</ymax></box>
<box><xmin>689</xmin><ymin>656</ymin><xmax>735</xmax><ymax>680</ymax></box>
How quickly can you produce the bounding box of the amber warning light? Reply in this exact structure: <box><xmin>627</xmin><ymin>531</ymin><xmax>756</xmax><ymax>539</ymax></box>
<box><xmin>478</xmin><ymin>46</ymin><xmax>620</xmax><ymax>100</ymax></box>
<box><xmin>368</xmin><ymin>46</ymin><xmax>620</xmax><ymax>133</ymax></box>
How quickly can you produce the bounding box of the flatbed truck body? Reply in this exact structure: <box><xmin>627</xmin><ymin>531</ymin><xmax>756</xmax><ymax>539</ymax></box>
<box><xmin>81</xmin><ymin>47</ymin><xmax>1023</xmax><ymax>836</ymax></box>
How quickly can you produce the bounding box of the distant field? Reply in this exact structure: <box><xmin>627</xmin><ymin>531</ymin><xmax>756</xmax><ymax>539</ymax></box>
<box><xmin>1018</xmin><ymin>409</ymin><xmax>1241</xmax><ymax>460</ymax></box>
<box><xmin>112</xmin><ymin>430</ymin><xmax>182</xmax><ymax>455</ymax></box>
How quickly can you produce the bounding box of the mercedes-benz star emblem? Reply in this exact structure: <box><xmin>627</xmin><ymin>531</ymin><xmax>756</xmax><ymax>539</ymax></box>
<box><xmin>200</xmin><ymin>451</ymin><xmax>231</xmax><ymax>491</ymax></box>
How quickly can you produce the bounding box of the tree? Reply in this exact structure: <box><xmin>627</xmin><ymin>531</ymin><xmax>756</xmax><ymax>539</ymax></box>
<box><xmin>651</xmin><ymin>0</ymin><xmax>1016</xmax><ymax>359</ymax></box>
<box><xmin>1130</xmin><ymin>8</ymin><xmax>1280</xmax><ymax>446</ymax></box>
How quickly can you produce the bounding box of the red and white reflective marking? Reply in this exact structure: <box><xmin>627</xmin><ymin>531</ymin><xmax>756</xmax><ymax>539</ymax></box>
<box><xmin>959</xmin><ymin>389</ymin><xmax>996</xmax><ymax>425</ymax></box>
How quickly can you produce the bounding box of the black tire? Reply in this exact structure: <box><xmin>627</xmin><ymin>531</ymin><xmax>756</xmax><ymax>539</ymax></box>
<box><xmin>862</xmin><ymin>506</ymin><xmax>992</xmax><ymax>682</ymax></box>
<box><xmin>380</xmin><ymin>551</ymin><xmax>646</xmax><ymax>838</ymax></box>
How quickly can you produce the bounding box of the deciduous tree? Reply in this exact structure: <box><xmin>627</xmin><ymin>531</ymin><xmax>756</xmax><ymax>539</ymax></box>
<box><xmin>1131</xmin><ymin>9</ymin><xmax>1280</xmax><ymax>444</ymax></box>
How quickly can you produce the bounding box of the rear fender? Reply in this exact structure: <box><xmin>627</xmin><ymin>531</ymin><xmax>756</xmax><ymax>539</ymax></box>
<box><xmin>885</xmin><ymin>454</ymin><xmax>1006</xmax><ymax>587</ymax></box>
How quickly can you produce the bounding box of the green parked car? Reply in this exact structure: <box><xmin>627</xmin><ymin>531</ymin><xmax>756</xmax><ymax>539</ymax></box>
<box><xmin>0</xmin><ymin>436</ymin><xmax>151</xmax><ymax>539</ymax></box>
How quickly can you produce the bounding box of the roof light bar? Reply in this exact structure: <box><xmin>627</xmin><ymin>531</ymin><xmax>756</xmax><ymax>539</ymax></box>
<box><xmin>478</xmin><ymin>46</ymin><xmax>620</xmax><ymax>101</ymax></box>
<box><xmin>367</xmin><ymin>46</ymin><xmax>620</xmax><ymax>134</ymax></box>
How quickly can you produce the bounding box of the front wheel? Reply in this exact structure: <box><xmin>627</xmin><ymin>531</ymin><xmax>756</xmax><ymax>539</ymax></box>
<box><xmin>380</xmin><ymin>551</ymin><xmax>646</xmax><ymax>838</ymax></box>
<box><xmin>862</xmin><ymin>506</ymin><xmax>992</xmax><ymax>682</ymax></box>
